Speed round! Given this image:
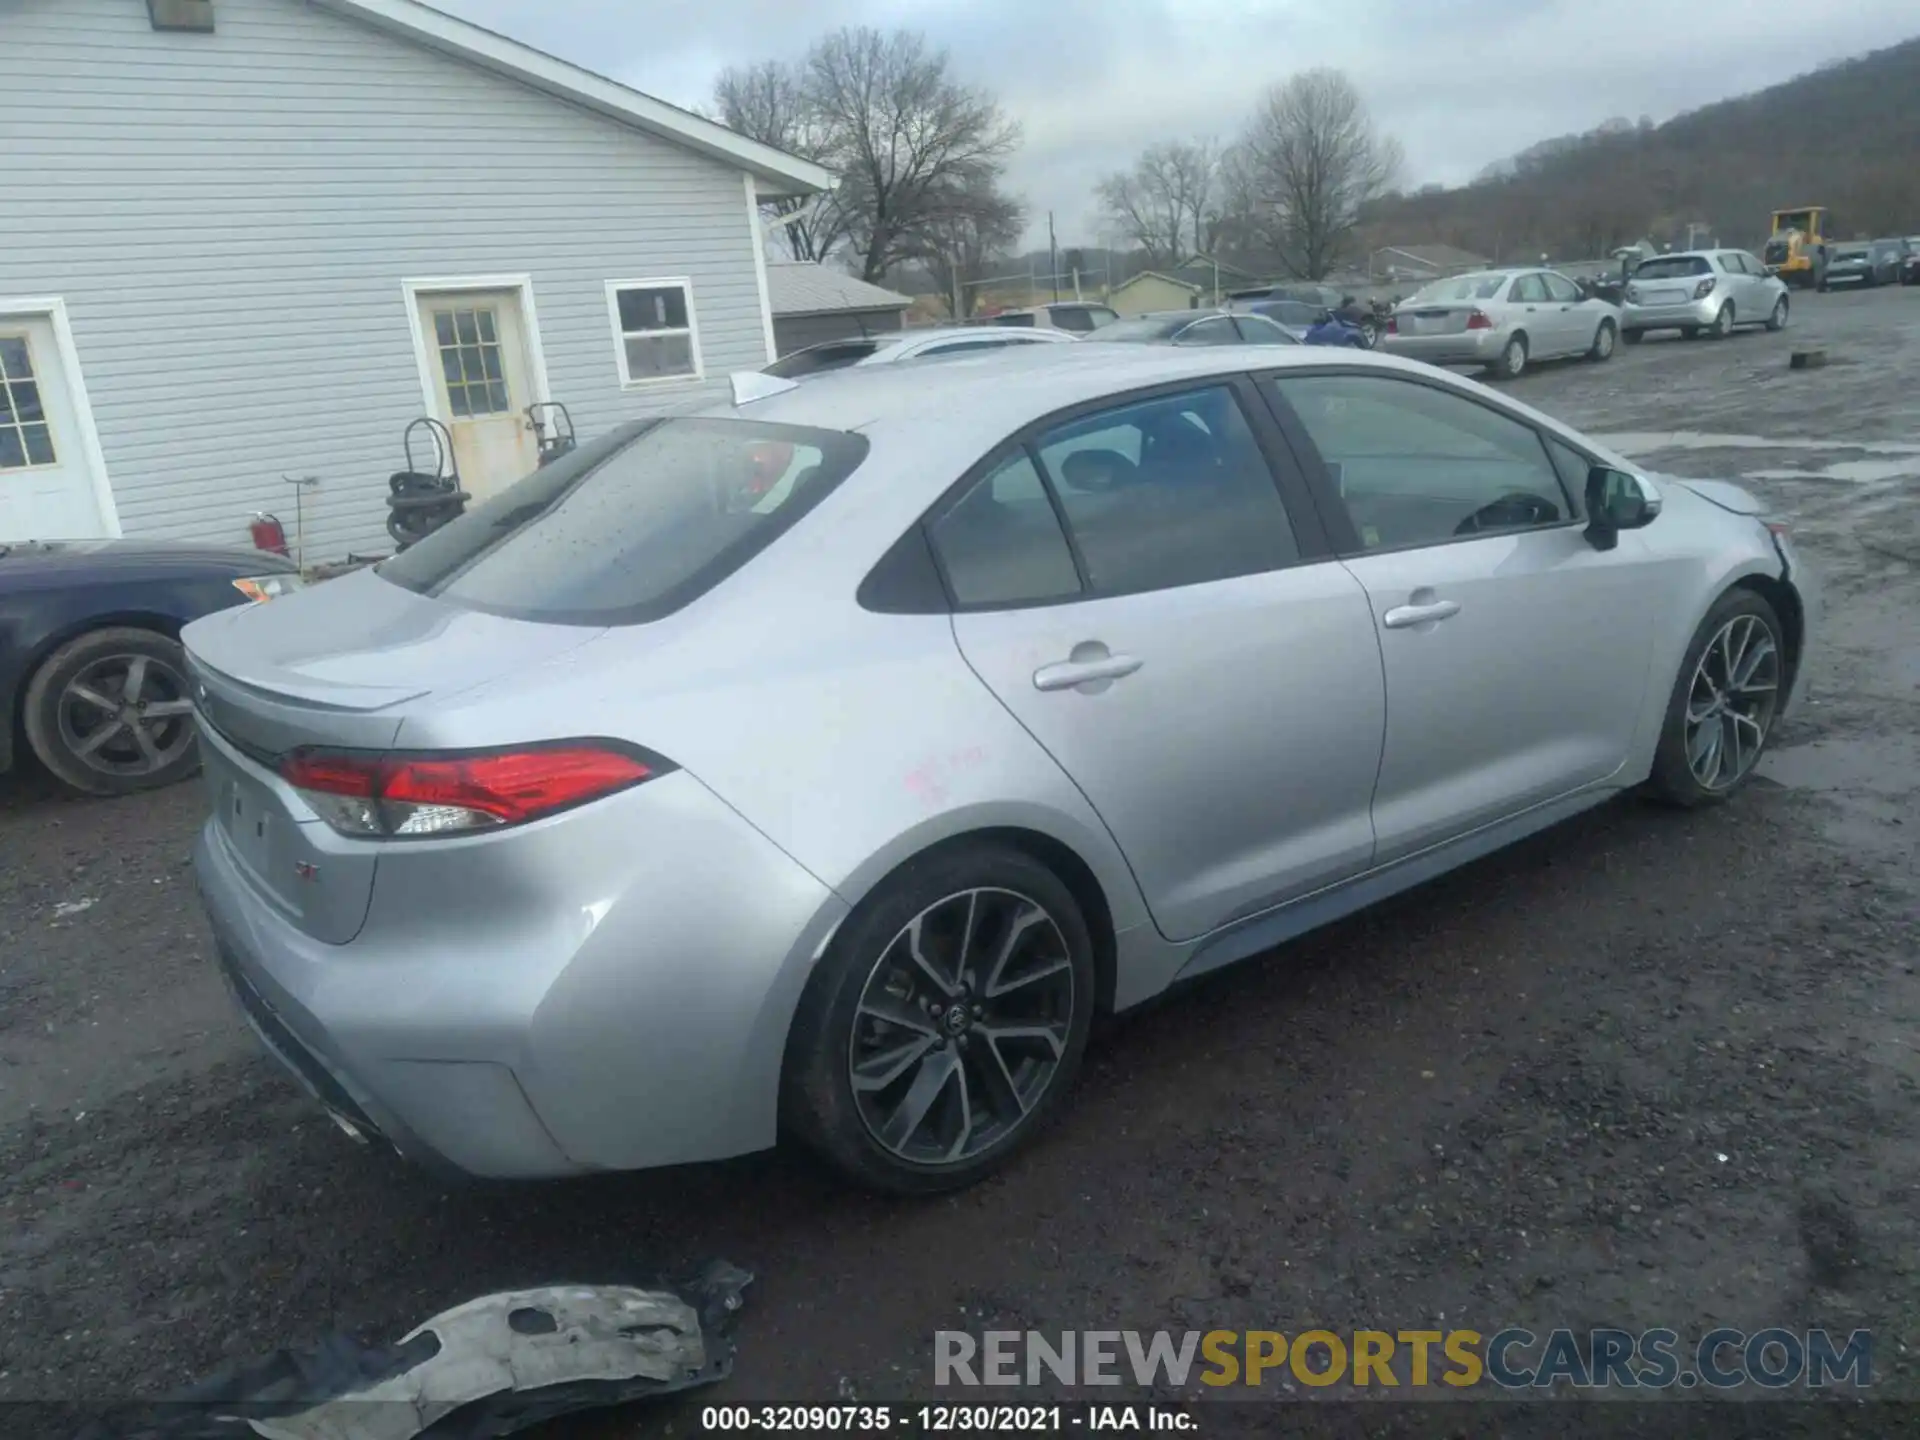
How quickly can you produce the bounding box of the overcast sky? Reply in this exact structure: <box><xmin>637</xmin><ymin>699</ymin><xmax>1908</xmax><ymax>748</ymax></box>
<box><xmin>438</xmin><ymin>0</ymin><xmax>1916</xmax><ymax>249</ymax></box>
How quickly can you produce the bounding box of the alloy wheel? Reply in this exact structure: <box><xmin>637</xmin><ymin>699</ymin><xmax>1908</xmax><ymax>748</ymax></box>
<box><xmin>1684</xmin><ymin>614</ymin><xmax>1781</xmax><ymax>791</ymax></box>
<box><xmin>848</xmin><ymin>887</ymin><xmax>1076</xmax><ymax>1166</ymax></box>
<box><xmin>55</xmin><ymin>652</ymin><xmax>196</xmax><ymax>781</ymax></box>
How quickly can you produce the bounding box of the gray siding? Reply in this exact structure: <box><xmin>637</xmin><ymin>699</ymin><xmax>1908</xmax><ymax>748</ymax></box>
<box><xmin>773</xmin><ymin>309</ymin><xmax>907</xmax><ymax>356</ymax></box>
<box><xmin>0</xmin><ymin>0</ymin><xmax>772</xmax><ymax>558</ymax></box>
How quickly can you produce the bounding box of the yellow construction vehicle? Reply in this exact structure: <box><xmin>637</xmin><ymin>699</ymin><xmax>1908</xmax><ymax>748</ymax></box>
<box><xmin>1763</xmin><ymin>207</ymin><xmax>1829</xmax><ymax>289</ymax></box>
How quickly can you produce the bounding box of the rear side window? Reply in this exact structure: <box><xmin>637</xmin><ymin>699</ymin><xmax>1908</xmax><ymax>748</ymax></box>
<box><xmin>927</xmin><ymin>452</ymin><xmax>1081</xmax><ymax>607</ymax></box>
<box><xmin>377</xmin><ymin>418</ymin><xmax>869</xmax><ymax>625</ymax></box>
<box><xmin>764</xmin><ymin>341</ymin><xmax>882</xmax><ymax>378</ymax></box>
<box><xmin>1034</xmin><ymin>385</ymin><xmax>1298</xmax><ymax>595</ymax></box>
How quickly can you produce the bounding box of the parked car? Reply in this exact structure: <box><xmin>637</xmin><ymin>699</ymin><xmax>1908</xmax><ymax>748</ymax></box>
<box><xmin>1382</xmin><ymin>268</ymin><xmax>1621</xmax><ymax>378</ymax></box>
<box><xmin>1</xmin><ymin>539</ymin><xmax>300</xmax><ymax>795</ymax></box>
<box><xmin>1079</xmin><ymin>309</ymin><xmax>1299</xmax><ymax>347</ymax></box>
<box><xmin>1901</xmin><ymin>238</ymin><xmax>1920</xmax><ymax>286</ymax></box>
<box><xmin>1231</xmin><ymin>283</ymin><xmax>1346</xmax><ymax>311</ymax></box>
<box><xmin>1621</xmin><ymin>250</ymin><xmax>1790</xmax><ymax>342</ymax></box>
<box><xmin>1818</xmin><ymin>241</ymin><xmax>1900</xmax><ymax>290</ymax></box>
<box><xmin>1232</xmin><ymin>299</ymin><xmax>1327</xmax><ymax>340</ymax></box>
<box><xmin>764</xmin><ymin>326</ymin><xmax>1074</xmax><ymax>379</ymax></box>
<box><xmin>977</xmin><ymin>302</ymin><xmax>1119</xmax><ymax>334</ymax></box>
<box><xmin>188</xmin><ymin>342</ymin><xmax>1816</xmax><ymax>1194</ymax></box>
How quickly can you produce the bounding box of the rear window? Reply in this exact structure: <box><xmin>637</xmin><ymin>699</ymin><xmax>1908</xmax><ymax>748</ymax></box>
<box><xmin>1632</xmin><ymin>256</ymin><xmax>1712</xmax><ymax>278</ymax></box>
<box><xmin>764</xmin><ymin>340</ymin><xmax>885</xmax><ymax>378</ymax></box>
<box><xmin>376</xmin><ymin>418</ymin><xmax>869</xmax><ymax>625</ymax></box>
<box><xmin>1261</xmin><ymin>301</ymin><xmax>1323</xmax><ymax>326</ymax></box>
<box><xmin>1408</xmin><ymin>274</ymin><xmax>1508</xmax><ymax>303</ymax></box>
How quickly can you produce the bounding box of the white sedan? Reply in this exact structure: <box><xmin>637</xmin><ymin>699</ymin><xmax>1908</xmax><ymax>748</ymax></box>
<box><xmin>765</xmin><ymin>326</ymin><xmax>1074</xmax><ymax>380</ymax></box>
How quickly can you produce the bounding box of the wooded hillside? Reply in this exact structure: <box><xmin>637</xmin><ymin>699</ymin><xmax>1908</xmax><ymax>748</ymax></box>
<box><xmin>1364</xmin><ymin>36</ymin><xmax>1920</xmax><ymax>261</ymax></box>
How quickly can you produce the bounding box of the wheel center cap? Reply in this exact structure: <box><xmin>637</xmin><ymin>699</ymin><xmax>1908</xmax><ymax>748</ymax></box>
<box><xmin>942</xmin><ymin>1003</ymin><xmax>971</xmax><ymax>1036</ymax></box>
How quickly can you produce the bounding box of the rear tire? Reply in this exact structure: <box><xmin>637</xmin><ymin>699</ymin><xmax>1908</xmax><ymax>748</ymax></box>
<box><xmin>1708</xmin><ymin>303</ymin><xmax>1735</xmax><ymax>339</ymax></box>
<box><xmin>22</xmin><ymin>627</ymin><xmax>200</xmax><ymax>797</ymax></box>
<box><xmin>1622</xmin><ymin>328</ymin><xmax>1644</xmax><ymax>346</ymax></box>
<box><xmin>1646</xmin><ymin>589</ymin><xmax>1785</xmax><ymax>808</ymax></box>
<box><xmin>1587</xmin><ymin>321</ymin><xmax>1616</xmax><ymax>361</ymax></box>
<box><xmin>782</xmin><ymin>842</ymin><xmax>1097</xmax><ymax>1194</ymax></box>
<box><xmin>1488</xmin><ymin>332</ymin><xmax>1528</xmax><ymax>380</ymax></box>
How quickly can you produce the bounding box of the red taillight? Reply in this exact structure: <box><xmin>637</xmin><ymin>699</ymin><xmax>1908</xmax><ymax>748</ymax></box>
<box><xmin>281</xmin><ymin>743</ymin><xmax>666</xmax><ymax>838</ymax></box>
<box><xmin>1693</xmin><ymin>278</ymin><xmax>1716</xmax><ymax>299</ymax></box>
<box><xmin>1385</xmin><ymin>315</ymin><xmax>1398</xmax><ymax>334</ymax></box>
<box><xmin>1465</xmin><ymin>310</ymin><xmax>1493</xmax><ymax>330</ymax></box>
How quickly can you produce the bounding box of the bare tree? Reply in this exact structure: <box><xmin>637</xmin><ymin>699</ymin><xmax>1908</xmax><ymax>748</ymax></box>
<box><xmin>712</xmin><ymin>60</ymin><xmax>843</xmax><ymax>262</ymax></box>
<box><xmin>1094</xmin><ymin>139</ymin><xmax>1219</xmax><ymax>266</ymax></box>
<box><xmin>1235</xmin><ymin>69</ymin><xmax>1403</xmax><ymax>279</ymax></box>
<box><xmin>916</xmin><ymin>185</ymin><xmax>1026</xmax><ymax>317</ymax></box>
<box><xmin>803</xmin><ymin>28</ymin><xmax>1021</xmax><ymax>283</ymax></box>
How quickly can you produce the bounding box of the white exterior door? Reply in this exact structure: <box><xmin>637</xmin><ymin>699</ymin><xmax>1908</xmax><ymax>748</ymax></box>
<box><xmin>0</xmin><ymin>317</ymin><xmax>108</xmax><ymax>541</ymax></box>
<box><xmin>415</xmin><ymin>291</ymin><xmax>539</xmax><ymax>504</ymax></box>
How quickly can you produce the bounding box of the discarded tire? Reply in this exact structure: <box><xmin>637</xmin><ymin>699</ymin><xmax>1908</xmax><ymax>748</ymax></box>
<box><xmin>1789</xmin><ymin>349</ymin><xmax>1828</xmax><ymax>370</ymax></box>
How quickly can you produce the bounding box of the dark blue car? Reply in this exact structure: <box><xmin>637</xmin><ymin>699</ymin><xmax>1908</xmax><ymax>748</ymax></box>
<box><xmin>1</xmin><ymin>539</ymin><xmax>300</xmax><ymax>795</ymax></box>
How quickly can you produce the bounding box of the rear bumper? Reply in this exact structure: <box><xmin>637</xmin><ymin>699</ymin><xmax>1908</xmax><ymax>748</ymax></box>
<box><xmin>1621</xmin><ymin>297</ymin><xmax>1718</xmax><ymax>332</ymax></box>
<box><xmin>194</xmin><ymin>767</ymin><xmax>848</xmax><ymax>1178</ymax></box>
<box><xmin>1378</xmin><ymin>328</ymin><xmax>1507</xmax><ymax>365</ymax></box>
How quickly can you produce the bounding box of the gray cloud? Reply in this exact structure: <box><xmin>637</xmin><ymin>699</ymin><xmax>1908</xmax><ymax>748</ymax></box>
<box><xmin>440</xmin><ymin>0</ymin><xmax>1918</xmax><ymax>246</ymax></box>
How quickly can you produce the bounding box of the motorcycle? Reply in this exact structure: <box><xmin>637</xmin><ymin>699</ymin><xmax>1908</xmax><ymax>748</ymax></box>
<box><xmin>1303</xmin><ymin>310</ymin><xmax>1371</xmax><ymax>348</ymax></box>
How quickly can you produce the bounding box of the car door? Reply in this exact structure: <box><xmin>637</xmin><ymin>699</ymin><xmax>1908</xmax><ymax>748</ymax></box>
<box><xmin>1540</xmin><ymin>271</ymin><xmax>1593</xmax><ymax>351</ymax></box>
<box><xmin>931</xmin><ymin>380</ymin><xmax>1387</xmax><ymax>942</ymax></box>
<box><xmin>1505</xmin><ymin>273</ymin><xmax>1561</xmax><ymax>354</ymax></box>
<box><xmin>1263</xmin><ymin>369</ymin><xmax>1669</xmax><ymax>865</ymax></box>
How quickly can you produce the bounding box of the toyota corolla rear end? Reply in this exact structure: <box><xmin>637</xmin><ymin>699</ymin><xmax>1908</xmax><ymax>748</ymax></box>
<box><xmin>186</xmin><ymin>417</ymin><xmax>867</xmax><ymax>1177</ymax></box>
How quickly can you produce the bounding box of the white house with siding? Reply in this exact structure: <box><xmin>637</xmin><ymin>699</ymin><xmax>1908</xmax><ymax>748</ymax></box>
<box><xmin>0</xmin><ymin>0</ymin><xmax>829</xmax><ymax>559</ymax></box>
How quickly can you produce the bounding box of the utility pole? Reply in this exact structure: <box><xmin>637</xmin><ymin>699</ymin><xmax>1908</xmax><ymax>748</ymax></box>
<box><xmin>1049</xmin><ymin>212</ymin><xmax>1060</xmax><ymax>302</ymax></box>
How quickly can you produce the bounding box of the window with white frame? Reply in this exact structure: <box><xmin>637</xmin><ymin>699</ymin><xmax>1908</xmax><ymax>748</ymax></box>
<box><xmin>607</xmin><ymin>279</ymin><xmax>700</xmax><ymax>384</ymax></box>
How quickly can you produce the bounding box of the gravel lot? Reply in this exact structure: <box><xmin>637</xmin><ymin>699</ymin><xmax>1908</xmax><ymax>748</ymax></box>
<box><xmin>3</xmin><ymin>287</ymin><xmax>1917</xmax><ymax>1432</ymax></box>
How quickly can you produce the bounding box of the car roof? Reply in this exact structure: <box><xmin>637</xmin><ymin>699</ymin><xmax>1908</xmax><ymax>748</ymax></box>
<box><xmin>891</xmin><ymin>325</ymin><xmax>1067</xmax><ymax>345</ymax></box>
<box><xmin>710</xmin><ymin>340</ymin><xmax>1418</xmax><ymax>440</ymax></box>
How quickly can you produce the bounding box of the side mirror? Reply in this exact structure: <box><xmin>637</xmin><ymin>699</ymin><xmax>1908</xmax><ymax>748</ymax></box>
<box><xmin>1584</xmin><ymin>466</ymin><xmax>1661</xmax><ymax>551</ymax></box>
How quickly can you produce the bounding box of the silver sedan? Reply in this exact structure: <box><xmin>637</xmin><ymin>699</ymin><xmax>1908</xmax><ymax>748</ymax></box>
<box><xmin>186</xmin><ymin>343</ymin><xmax>1816</xmax><ymax>1193</ymax></box>
<box><xmin>1382</xmin><ymin>269</ymin><xmax>1621</xmax><ymax>379</ymax></box>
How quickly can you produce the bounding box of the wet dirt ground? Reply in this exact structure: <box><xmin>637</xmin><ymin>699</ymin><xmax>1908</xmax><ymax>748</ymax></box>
<box><xmin>2</xmin><ymin>287</ymin><xmax>1917</xmax><ymax>1434</ymax></box>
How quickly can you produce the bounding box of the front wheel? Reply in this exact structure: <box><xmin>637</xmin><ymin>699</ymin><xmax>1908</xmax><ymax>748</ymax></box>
<box><xmin>1587</xmin><ymin>321</ymin><xmax>1616</xmax><ymax>361</ymax></box>
<box><xmin>1488</xmin><ymin>333</ymin><xmax>1528</xmax><ymax>380</ymax></box>
<box><xmin>1766</xmin><ymin>295</ymin><xmax>1789</xmax><ymax>332</ymax></box>
<box><xmin>782</xmin><ymin>843</ymin><xmax>1097</xmax><ymax>1193</ymax></box>
<box><xmin>1646</xmin><ymin>589</ymin><xmax>1785</xmax><ymax>807</ymax></box>
<box><xmin>22</xmin><ymin>627</ymin><xmax>201</xmax><ymax>796</ymax></box>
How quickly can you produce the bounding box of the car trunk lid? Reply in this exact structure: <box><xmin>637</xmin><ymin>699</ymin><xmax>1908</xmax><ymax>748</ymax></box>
<box><xmin>184</xmin><ymin>568</ymin><xmax>606</xmax><ymax>942</ymax></box>
<box><xmin>1395</xmin><ymin>305</ymin><xmax>1477</xmax><ymax>336</ymax></box>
